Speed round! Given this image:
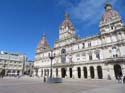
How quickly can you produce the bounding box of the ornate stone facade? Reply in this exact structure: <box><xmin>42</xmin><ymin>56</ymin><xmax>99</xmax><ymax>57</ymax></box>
<box><xmin>34</xmin><ymin>2</ymin><xmax>125</xmax><ymax>80</ymax></box>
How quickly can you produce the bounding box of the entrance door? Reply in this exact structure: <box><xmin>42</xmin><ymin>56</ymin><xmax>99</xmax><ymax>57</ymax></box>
<box><xmin>69</xmin><ymin>68</ymin><xmax>72</xmax><ymax>78</ymax></box>
<box><xmin>90</xmin><ymin>66</ymin><xmax>95</xmax><ymax>79</ymax></box>
<box><xmin>114</xmin><ymin>64</ymin><xmax>122</xmax><ymax>79</ymax></box>
<box><xmin>83</xmin><ymin>67</ymin><xmax>87</xmax><ymax>78</ymax></box>
<box><xmin>56</xmin><ymin>68</ymin><xmax>58</xmax><ymax>77</ymax></box>
<box><xmin>61</xmin><ymin>68</ymin><xmax>66</xmax><ymax>78</ymax></box>
<box><xmin>97</xmin><ymin>66</ymin><xmax>103</xmax><ymax>79</ymax></box>
<box><xmin>77</xmin><ymin>67</ymin><xmax>81</xmax><ymax>78</ymax></box>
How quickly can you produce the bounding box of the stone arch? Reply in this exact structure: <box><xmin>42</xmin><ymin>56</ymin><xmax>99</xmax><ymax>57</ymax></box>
<box><xmin>17</xmin><ymin>70</ymin><xmax>20</xmax><ymax>76</ymax></box>
<box><xmin>114</xmin><ymin>64</ymin><xmax>122</xmax><ymax>79</ymax></box>
<box><xmin>83</xmin><ymin>67</ymin><xmax>87</xmax><ymax>78</ymax></box>
<box><xmin>77</xmin><ymin>67</ymin><xmax>81</xmax><ymax>78</ymax></box>
<box><xmin>69</xmin><ymin>68</ymin><xmax>72</xmax><ymax>78</ymax></box>
<box><xmin>61</xmin><ymin>49</ymin><xmax>66</xmax><ymax>64</ymax></box>
<box><xmin>61</xmin><ymin>68</ymin><xmax>66</xmax><ymax>78</ymax></box>
<box><xmin>97</xmin><ymin>66</ymin><xmax>103</xmax><ymax>79</ymax></box>
<box><xmin>90</xmin><ymin>66</ymin><xmax>95</xmax><ymax>79</ymax></box>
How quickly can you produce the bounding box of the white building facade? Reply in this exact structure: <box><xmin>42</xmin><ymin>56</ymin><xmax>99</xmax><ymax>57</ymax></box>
<box><xmin>0</xmin><ymin>51</ymin><xmax>27</xmax><ymax>76</ymax></box>
<box><xmin>34</xmin><ymin>2</ymin><xmax>125</xmax><ymax>80</ymax></box>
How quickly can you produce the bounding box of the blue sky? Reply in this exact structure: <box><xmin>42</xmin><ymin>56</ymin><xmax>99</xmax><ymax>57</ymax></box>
<box><xmin>0</xmin><ymin>0</ymin><xmax>125</xmax><ymax>60</ymax></box>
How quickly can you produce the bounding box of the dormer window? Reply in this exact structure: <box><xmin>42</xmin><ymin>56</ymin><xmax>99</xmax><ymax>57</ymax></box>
<box><xmin>112</xmin><ymin>46</ymin><xmax>118</xmax><ymax>58</ymax></box>
<box><xmin>78</xmin><ymin>45</ymin><xmax>80</xmax><ymax>50</ymax></box>
<box><xmin>96</xmin><ymin>53</ymin><xmax>100</xmax><ymax>59</ymax></box>
<box><xmin>88</xmin><ymin>42</ymin><xmax>91</xmax><ymax>47</ymax></box>
<box><xmin>82</xmin><ymin>43</ymin><xmax>85</xmax><ymax>48</ymax></box>
<box><xmin>89</xmin><ymin>54</ymin><xmax>92</xmax><ymax>60</ymax></box>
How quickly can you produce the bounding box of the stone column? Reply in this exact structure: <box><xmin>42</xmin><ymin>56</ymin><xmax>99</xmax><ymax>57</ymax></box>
<box><xmin>122</xmin><ymin>64</ymin><xmax>125</xmax><ymax>76</ymax></box>
<box><xmin>38</xmin><ymin>68</ymin><xmax>41</xmax><ymax>77</ymax></box>
<box><xmin>43</xmin><ymin>68</ymin><xmax>45</xmax><ymax>77</ymax></box>
<box><xmin>66</xmin><ymin>67</ymin><xmax>70</xmax><ymax>78</ymax></box>
<box><xmin>58</xmin><ymin>68</ymin><xmax>61</xmax><ymax>78</ymax></box>
<box><xmin>15</xmin><ymin>70</ymin><xmax>17</xmax><ymax>76</ymax></box>
<box><xmin>87</xmin><ymin>67</ymin><xmax>91</xmax><ymax>79</ymax></box>
<box><xmin>104</xmin><ymin>64</ymin><xmax>113</xmax><ymax>80</ymax></box>
<box><xmin>72</xmin><ymin>67</ymin><xmax>77</xmax><ymax>79</ymax></box>
<box><xmin>94</xmin><ymin>67</ymin><xmax>98</xmax><ymax>79</ymax></box>
<box><xmin>81</xmin><ymin>67</ymin><xmax>84</xmax><ymax>78</ymax></box>
<box><xmin>20</xmin><ymin>70</ymin><xmax>22</xmax><ymax>76</ymax></box>
<box><xmin>53</xmin><ymin>68</ymin><xmax>56</xmax><ymax>77</ymax></box>
<box><xmin>110</xmin><ymin>65</ymin><xmax>116</xmax><ymax>80</ymax></box>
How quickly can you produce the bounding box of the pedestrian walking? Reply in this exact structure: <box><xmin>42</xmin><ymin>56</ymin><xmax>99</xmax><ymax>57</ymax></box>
<box><xmin>43</xmin><ymin>76</ymin><xmax>46</xmax><ymax>83</ymax></box>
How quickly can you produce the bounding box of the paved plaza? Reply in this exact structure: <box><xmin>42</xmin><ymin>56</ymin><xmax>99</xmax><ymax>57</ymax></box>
<box><xmin>0</xmin><ymin>77</ymin><xmax>125</xmax><ymax>93</ymax></box>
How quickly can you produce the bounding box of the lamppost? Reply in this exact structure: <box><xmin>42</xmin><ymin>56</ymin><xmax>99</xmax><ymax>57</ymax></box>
<box><xmin>47</xmin><ymin>50</ymin><xmax>63</xmax><ymax>83</ymax></box>
<box><xmin>48</xmin><ymin>50</ymin><xmax>55</xmax><ymax>78</ymax></box>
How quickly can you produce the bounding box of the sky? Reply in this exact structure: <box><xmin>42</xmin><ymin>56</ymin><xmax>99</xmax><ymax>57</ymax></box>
<box><xmin>0</xmin><ymin>0</ymin><xmax>125</xmax><ymax>60</ymax></box>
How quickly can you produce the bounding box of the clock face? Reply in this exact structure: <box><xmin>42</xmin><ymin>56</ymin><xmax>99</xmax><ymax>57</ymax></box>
<box><xmin>61</xmin><ymin>49</ymin><xmax>66</xmax><ymax>54</ymax></box>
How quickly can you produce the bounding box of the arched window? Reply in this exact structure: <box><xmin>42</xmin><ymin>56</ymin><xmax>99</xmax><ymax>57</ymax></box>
<box><xmin>114</xmin><ymin>64</ymin><xmax>122</xmax><ymax>79</ymax></box>
<box><xmin>90</xmin><ymin>66</ymin><xmax>95</xmax><ymax>79</ymax></box>
<box><xmin>61</xmin><ymin>49</ymin><xmax>66</xmax><ymax>64</ymax></box>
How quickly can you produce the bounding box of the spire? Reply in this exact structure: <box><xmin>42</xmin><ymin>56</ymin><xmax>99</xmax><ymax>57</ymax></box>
<box><xmin>42</xmin><ymin>33</ymin><xmax>46</xmax><ymax>37</ymax></box>
<box><xmin>41</xmin><ymin>33</ymin><xmax>48</xmax><ymax>47</ymax></box>
<box><xmin>60</xmin><ymin>12</ymin><xmax>75</xmax><ymax>30</ymax></box>
<box><xmin>65</xmin><ymin>12</ymin><xmax>70</xmax><ymax>20</ymax></box>
<box><xmin>104</xmin><ymin>0</ymin><xmax>112</xmax><ymax>11</ymax></box>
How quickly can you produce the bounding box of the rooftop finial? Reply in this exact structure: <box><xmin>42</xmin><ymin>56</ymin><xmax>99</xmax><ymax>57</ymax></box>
<box><xmin>42</xmin><ymin>33</ymin><xmax>46</xmax><ymax>37</ymax></box>
<box><xmin>105</xmin><ymin>0</ymin><xmax>112</xmax><ymax>11</ymax></box>
<box><xmin>65</xmin><ymin>12</ymin><xmax>69</xmax><ymax>20</ymax></box>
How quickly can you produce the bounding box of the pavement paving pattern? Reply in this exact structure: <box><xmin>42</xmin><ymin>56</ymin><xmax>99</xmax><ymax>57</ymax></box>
<box><xmin>0</xmin><ymin>78</ymin><xmax>125</xmax><ymax>93</ymax></box>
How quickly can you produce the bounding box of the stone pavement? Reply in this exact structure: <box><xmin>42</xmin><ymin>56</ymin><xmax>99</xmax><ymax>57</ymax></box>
<box><xmin>0</xmin><ymin>77</ymin><xmax>124</xmax><ymax>93</ymax></box>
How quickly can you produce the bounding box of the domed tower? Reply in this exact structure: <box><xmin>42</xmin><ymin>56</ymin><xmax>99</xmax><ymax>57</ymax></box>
<box><xmin>59</xmin><ymin>12</ymin><xmax>75</xmax><ymax>39</ymax></box>
<box><xmin>36</xmin><ymin>34</ymin><xmax>50</xmax><ymax>54</ymax></box>
<box><xmin>54</xmin><ymin>12</ymin><xmax>78</xmax><ymax>47</ymax></box>
<box><xmin>99</xmin><ymin>1</ymin><xmax>124</xmax><ymax>34</ymax></box>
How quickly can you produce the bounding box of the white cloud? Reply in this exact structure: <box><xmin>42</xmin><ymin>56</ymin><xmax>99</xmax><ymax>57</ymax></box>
<box><xmin>56</xmin><ymin>0</ymin><xmax>73</xmax><ymax>8</ymax></box>
<box><xmin>68</xmin><ymin>0</ymin><xmax>117</xmax><ymax>26</ymax></box>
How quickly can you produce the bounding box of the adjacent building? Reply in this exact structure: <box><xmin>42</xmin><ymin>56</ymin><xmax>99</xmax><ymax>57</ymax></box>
<box><xmin>24</xmin><ymin>60</ymin><xmax>34</xmax><ymax>76</ymax></box>
<box><xmin>34</xmin><ymin>2</ymin><xmax>125</xmax><ymax>80</ymax></box>
<box><xmin>0</xmin><ymin>51</ymin><xmax>27</xmax><ymax>76</ymax></box>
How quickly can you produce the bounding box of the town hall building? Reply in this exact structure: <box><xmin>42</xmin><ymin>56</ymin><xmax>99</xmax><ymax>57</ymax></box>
<box><xmin>34</xmin><ymin>2</ymin><xmax>125</xmax><ymax>80</ymax></box>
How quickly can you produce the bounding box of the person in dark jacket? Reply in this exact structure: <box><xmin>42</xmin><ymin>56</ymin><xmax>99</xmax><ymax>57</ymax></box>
<box><xmin>43</xmin><ymin>76</ymin><xmax>46</xmax><ymax>83</ymax></box>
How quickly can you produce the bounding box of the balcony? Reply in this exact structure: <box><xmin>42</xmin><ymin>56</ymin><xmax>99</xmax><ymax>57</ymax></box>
<box><xmin>104</xmin><ymin>57</ymin><xmax>125</xmax><ymax>64</ymax></box>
